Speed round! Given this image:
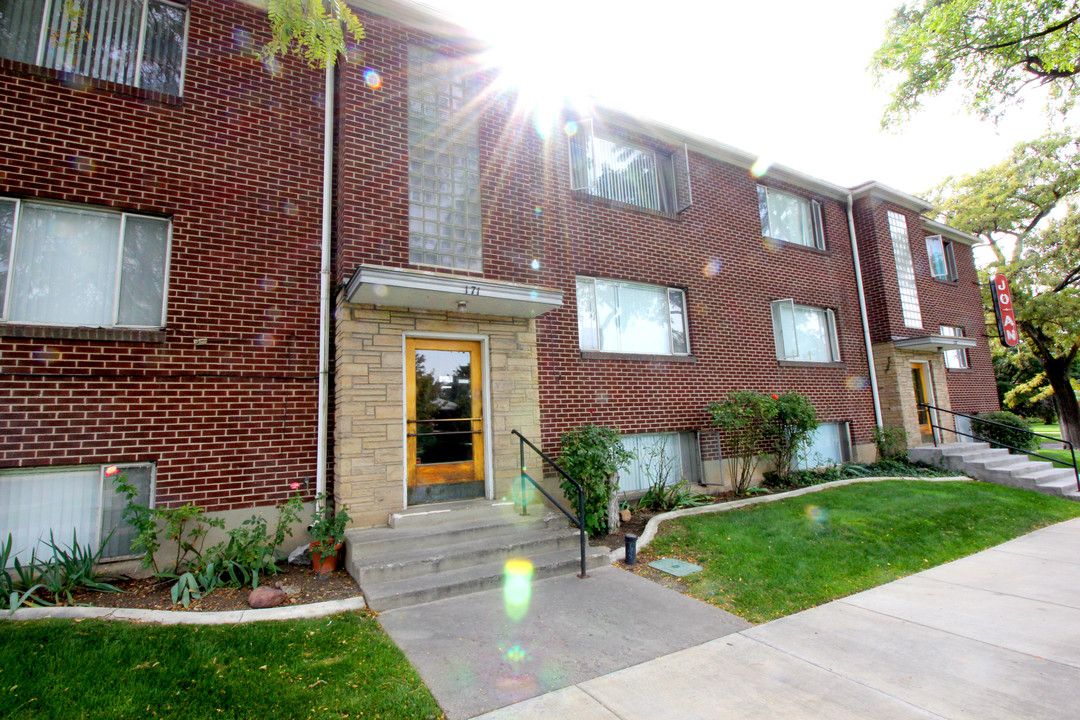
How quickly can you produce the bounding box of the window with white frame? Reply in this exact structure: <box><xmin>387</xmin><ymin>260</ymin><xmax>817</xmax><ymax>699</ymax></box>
<box><xmin>887</xmin><ymin>210</ymin><xmax>923</xmax><ymax>328</ymax></box>
<box><xmin>797</xmin><ymin>422</ymin><xmax>851</xmax><ymax>469</ymax></box>
<box><xmin>617</xmin><ymin>432</ymin><xmax>701</xmax><ymax>493</ymax></box>
<box><xmin>925</xmin><ymin>235</ymin><xmax>957</xmax><ymax>281</ymax></box>
<box><xmin>0</xmin><ymin>463</ymin><xmax>154</xmax><ymax>566</ymax></box>
<box><xmin>0</xmin><ymin>0</ymin><xmax>188</xmax><ymax>95</ymax></box>
<box><xmin>407</xmin><ymin>45</ymin><xmax>482</xmax><ymax>271</ymax></box>
<box><xmin>571</xmin><ymin>132</ymin><xmax>676</xmax><ymax>212</ymax></box>
<box><xmin>940</xmin><ymin>325</ymin><xmax>969</xmax><ymax>369</ymax></box>
<box><xmin>576</xmin><ymin>276</ymin><xmax>689</xmax><ymax>355</ymax></box>
<box><xmin>0</xmin><ymin>199</ymin><xmax>171</xmax><ymax>327</ymax></box>
<box><xmin>757</xmin><ymin>186</ymin><xmax>825</xmax><ymax>249</ymax></box>
<box><xmin>770</xmin><ymin>300</ymin><xmax>840</xmax><ymax>363</ymax></box>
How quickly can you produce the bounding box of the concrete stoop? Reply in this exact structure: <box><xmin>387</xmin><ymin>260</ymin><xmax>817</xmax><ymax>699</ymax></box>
<box><xmin>344</xmin><ymin>499</ymin><xmax>610</xmax><ymax>611</ymax></box>
<box><xmin>910</xmin><ymin>442</ymin><xmax>1080</xmax><ymax>501</ymax></box>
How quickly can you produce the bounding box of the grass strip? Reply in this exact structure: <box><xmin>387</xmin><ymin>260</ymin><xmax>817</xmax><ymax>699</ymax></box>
<box><xmin>0</xmin><ymin>611</ymin><xmax>442</xmax><ymax>720</ymax></box>
<box><xmin>647</xmin><ymin>480</ymin><xmax>1080</xmax><ymax>624</ymax></box>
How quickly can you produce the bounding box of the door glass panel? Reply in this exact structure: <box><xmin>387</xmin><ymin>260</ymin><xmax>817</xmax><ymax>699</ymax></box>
<box><xmin>414</xmin><ymin>348</ymin><xmax>473</xmax><ymax>465</ymax></box>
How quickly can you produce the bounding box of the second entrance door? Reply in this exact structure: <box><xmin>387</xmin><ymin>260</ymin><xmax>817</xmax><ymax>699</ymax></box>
<box><xmin>405</xmin><ymin>338</ymin><xmax>485</xmax><ymax>504</ymax></box>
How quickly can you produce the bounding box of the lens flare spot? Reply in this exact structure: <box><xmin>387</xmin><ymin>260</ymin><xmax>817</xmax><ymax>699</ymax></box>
<box><xmin>534</xmin><ymin>206</ymin><xmax>543</xmax><ymax>216</ymax></box>
<box><xmin>232</xmin><ymin>26</ymin><xmax>253</xmax><ymax>51</ymax></box>
<box><xmin>259</xmin><ymin>277</ymin><xmax>279</xmax><ymax>291</ymax></box>
<box><xmin>763</xmin><ymin>236</ymin><xmax>784</xmax><ymax>254</ymax></box>
<box><xmin>503</xmin><ymin>558</ymin><xmax>533</xmax><ymax>621</ymax></box>
<box><xmin>61</xmin><ymin>73</ymin><xmax>92</xmax><ymax>92</ymax></box>
<box><xmin>69</xmin><ymin>155</ymin><xmax>96</xmax><ymax>174</ymax></box>
<box><xmin>530</xmin><ymin>258</ymin><xmax>540</xmax><ymax>270</ymax></box>
<box><xmin>805</xmin><ymin>505</ymin><xmax>828</xmax><ymax>533</ymax></box>
<box><xmin>363</xmin><ymin>69</ymin><xmax>382</xmax><ymax>89</ymax></box>
<box><xmin>282</xmin><ymin>201</ymin><xmax>298</xmax><ymax>216</ymax></box>
<box><xmin>703</xmin><ymin>257</ymin><xmax>723</xmax><ymax>277</ymax></box>
<box><xmin>506</xmin><ymin>644</ymin><xmax>527</xmax><ymax>663</ymax></box>
<box><xmin>263</xmin><ymin>55</ymin><xmax>282</xmax><ymax>77</ymax></box>
<box><xmin>32</xmin><ymin>346</ymin><xmax>61</xmax><ymax>364</ymax></box>
<box><xmin>256</xmin><ymin>333</ymin><xmax>277</xmax><ymax>347</ymax></box>
<box><xmin>563</xmin><ymin>121</ymin><xmax>578</xmax><ymax>136</ymax></box>
<box><xmin>845</xmin><ymin>375</ymin><xmax>870</xmax><ymax>391</ymax></box>
<box><xmin>751</xmin><ymin>157</ymin><xmax>773</xmax><ymax>178</ymax></box>
<box><xmin>265</xmin><ymin>305</ymin><xmax>282</xmax><ymax>320</ymax></box>
<box><xmin>372</xmin><ymin>283</ymin><xmax>389</xmax><ymax>298</ymax></box>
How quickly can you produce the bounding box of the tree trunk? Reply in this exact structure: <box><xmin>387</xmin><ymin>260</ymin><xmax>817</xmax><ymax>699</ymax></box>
<box><xmin>1044</xmin><ymin>356</ymin><xmax>1080</xmax><ymax>448</ymax></box>
<box><xmin>606</xmin><ymin>472</ymin><xmax>621</xmax><ymax>532</ymax></box>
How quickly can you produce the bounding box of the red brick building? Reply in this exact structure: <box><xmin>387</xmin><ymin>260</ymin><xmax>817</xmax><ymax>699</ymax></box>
<box><xmin>0</xmin><ymin>0</ymin><xmax>997</xmax><ymax>559</ymax></box>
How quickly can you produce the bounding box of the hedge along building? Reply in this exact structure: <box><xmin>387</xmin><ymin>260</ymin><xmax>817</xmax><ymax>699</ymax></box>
<box><xmin>0</xmin><ymin>0</ymin><xmax>998</xmax><ymax>564</ymax></box>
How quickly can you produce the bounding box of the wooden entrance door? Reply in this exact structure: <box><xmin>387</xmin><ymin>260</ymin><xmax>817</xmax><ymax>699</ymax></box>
<box><xmin>911</xmin><ymin>362</ymin><xmax>934</xmax><ymax>443</ymax></box>
<box><xmin>405</xmin><ymin>338</ymin><xmax>485</xmax><ymax>505</ymax></box>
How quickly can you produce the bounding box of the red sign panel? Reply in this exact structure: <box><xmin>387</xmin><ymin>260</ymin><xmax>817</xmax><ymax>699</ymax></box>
<box><xmin>990</xmin><ymin>274</ymin><xmax>1020</xmax><ymax>347</ymax></box>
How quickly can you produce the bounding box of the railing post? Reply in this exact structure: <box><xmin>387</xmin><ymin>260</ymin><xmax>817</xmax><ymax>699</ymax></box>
<box><xmin>519</xmin><ymin>435</ymin><xmax>527</xmax><ymax>517</ymax></box>
<box><xmin>578</xmin><ymin>483</ymin><xmax>587</xmax><ymax>578</ymax></box>
<box><xmin>1069</xmin><ymin>441</ymin><xmax>1079</xmax><ymax>493</ymax></box>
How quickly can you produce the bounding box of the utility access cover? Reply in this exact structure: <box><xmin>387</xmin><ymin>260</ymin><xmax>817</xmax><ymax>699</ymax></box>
<box><xmin>649</xmin><ymin>558</ymin><xmax>702</xmax><ymax>577</ymax></box>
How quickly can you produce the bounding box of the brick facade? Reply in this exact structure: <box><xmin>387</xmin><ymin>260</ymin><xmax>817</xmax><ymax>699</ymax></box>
<box><xmin>1</xmin><ymin>0</ymin><xmax>1001</xmax><ymax>535</ymax></box>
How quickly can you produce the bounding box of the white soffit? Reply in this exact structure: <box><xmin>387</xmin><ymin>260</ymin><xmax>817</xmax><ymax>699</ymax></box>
<box><xmin>921</xmin><ymin>217</ymin><xmax>980</xmax><ymax>246</ymax></box>
<box><xmin>344</xmin><ymin>265</ymin><xmax>563</xmax><ymax>318</ymax></box>
<box><xmin>893</xmin><ymin>335</ymin><xmax>978</xmax><ymax>353</ymax></box>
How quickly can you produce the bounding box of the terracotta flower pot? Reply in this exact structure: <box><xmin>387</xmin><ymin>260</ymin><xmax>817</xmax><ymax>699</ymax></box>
<box><xmin>310</xmin><ymin>541</ymin><xmax>344</xmax><ymax>574</ymax></box>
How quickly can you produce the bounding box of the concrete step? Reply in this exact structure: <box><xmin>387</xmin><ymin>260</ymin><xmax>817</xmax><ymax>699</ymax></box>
<box><xmin>363</xmin><ymin>546</ymin><xmax>611</xmax><ymax>612</ymax></box>
<box><xmin>388</xmin><ymin>499</ymin><xmax>521</xmax><ymax>529</ymax></box>
<box><xmin>351</xmin><ymin>525</ymin><xmax>585</xmax><ymax>585</ymax></box>
<box><xmin>344</xmin><ymin>511</ymin><xmax>564</xmax><ymax>557</ymax></box>
<box><xmin>910</xmin><ymin>440</ymin><xmax>1080</xmax><ymax>502</ymax></box>
<box><xmin>1031</xmin><ymin>475</ymin><xmax>1080</xmax><ymax>498</ymax></box>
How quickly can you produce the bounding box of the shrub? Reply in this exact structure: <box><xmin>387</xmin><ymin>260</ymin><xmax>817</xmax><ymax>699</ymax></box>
<box><xmin>972</xmin><ymin>410</ymin><xmax>1037</xmax><ymax>453</ymax></box>
<box><xmin>558</xmin><ymin>425</ymin><xmax>633</xmax><ymax>537</ymax></box>
<box><xmin>708</xmin><ymin>391</ymin><xmax>777</xmax><ymax>495</ymax></box>
<box><xmin>873</xmin><ymin>425</ymin><xmax>909</xmax><ymax>461</ymax></box>
<box><xmin>771</xmin><ymin>392</ymin><xmax>819</xmax><ymax>482</ymax></box>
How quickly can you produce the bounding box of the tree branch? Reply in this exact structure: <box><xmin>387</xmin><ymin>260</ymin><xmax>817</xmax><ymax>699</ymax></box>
<box><xmin>973</xmin><ymin>12</ymin><xmax>1080</xmax><ymax>52</ymax></box>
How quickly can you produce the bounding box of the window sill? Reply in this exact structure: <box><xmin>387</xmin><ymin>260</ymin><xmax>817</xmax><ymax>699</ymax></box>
<box><xmin>580</xmin><ymin>350</ymin><xmax>696</xmax><ymax>363</ymax></box>
<box><xmin>572</xmin><ymin>191</ymin><xmax>682</xmax><ymax>221</ymax></box>
<box><xmin>777</xmin><ymin>360</ymin><xmax>846</xmax><ymax>369</ymax></box>
<box><xmin>0</xmin><ymin>58</ymin><xmax>182</xmax><ymax>106</ymax></box>
<box><xmin>945</xmin><ymin>367</ymin><xmax>972</xmax><ymax>372</ymax></box>
<box><xmin>762</xmin><ymin>236</ymin><xmax>829</xmax><ymax>256</ymax></box>
<box><xmin>930</xmin><ymin>277</ymin><xmax>959</xmax><ymax>286</ymax></box>
<box><xmin>0</xmin><ymin>324</ymin><xmax>166</xmax><ymax>343</ymax></box>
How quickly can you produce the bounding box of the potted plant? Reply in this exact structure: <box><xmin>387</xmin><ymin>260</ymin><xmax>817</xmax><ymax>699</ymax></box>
<box><xmin>309</xmin><ymin>493</ymin><xmax>352</xmax><ymax>573</ymax></box>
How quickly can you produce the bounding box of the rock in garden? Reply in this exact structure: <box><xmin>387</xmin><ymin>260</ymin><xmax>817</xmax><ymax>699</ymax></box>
<box><xmin>248</xmin><ymin>586</ymin><xmax>288</xmax><ymax>609</ymax></box>
<box><xmin>620</xmin><ymin>509</ymin><xmax>632</xmax><ymax>523</ymax></box>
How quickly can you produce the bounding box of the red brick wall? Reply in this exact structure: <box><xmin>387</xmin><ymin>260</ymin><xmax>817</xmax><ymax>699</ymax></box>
<box><xmin>0</xmin><ymin>0</ymin><xmax>325</xmax><ymax>511</ymax></box>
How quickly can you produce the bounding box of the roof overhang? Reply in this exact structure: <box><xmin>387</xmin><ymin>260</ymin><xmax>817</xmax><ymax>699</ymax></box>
<box><xmin>892</xmin><ymin>335</ymin><xmax>978</xmax><ymax>353</ymax></box>
<box><xmin>850</xmin><ymin>181</ymin><xmax>934</xmax><ymax>214</ymax></box>
<box><xmin>343</xmin><ymin>265</ymin><xmax>562</xmax><ymax>318</ymax></box>
<box><xmin>921</xmin><ymin>217</ymin><xmax>980</xmax><ymax>246</ymax></box>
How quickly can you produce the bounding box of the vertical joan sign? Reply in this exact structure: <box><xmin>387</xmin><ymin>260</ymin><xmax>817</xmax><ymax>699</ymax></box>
<box><xmin>990</xmin><ymin>274</ymin><xmax>1020</xmax><ymax>348</ymax></box>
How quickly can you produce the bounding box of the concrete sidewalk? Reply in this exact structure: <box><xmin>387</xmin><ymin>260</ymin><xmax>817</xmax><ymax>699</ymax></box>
<box><xmin>475</xmin><ymin>519</ymin><xmax>1080</xmax><ymax>719</ymax></box>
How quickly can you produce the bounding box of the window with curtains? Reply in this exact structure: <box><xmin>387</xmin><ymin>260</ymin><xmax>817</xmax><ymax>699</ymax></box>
<box><xmin>925</xmin><ymin>235</ymin><xmax>957</xmax><ymax>281</ymax></box>
<box><xmin>796</xmin><ymin>422</ymin><xmax>851</xmax><ymax>469</ymax></box>
<box><xmin>616</xmin><ymin>432</ymin><xmax>702</xmax><ymax>493</ymax></box>
<box><xmin>770</xmin><ymin>300</ymin><xmax>840</xmax><ymax>363</ymax></box>
<box><xmin>570</xmin><ymin>131</ymin><xmax>678</xmax><ymax>212</ymax></box>
<box><xmin>0</xmin><ymin>0</ymin><xmax>188</xmax><ymax>96</ymax></box>
<box><xmin>940</xmin><ymin>325</ymin><xmax>969</xmax><ymax>369</ymax></box>
<box><xmin>576</xmin><ymin>276</ymin><xmax>689</xmax><ymax>355</ymax></box>
<box><xmin>0</xmin><ymin>199</ymin><xmax>171</xmax><ymax>328</ymax></box>
<box><xmin>757</xmin><ymin>186</ymin><xmax>825</xmax><ymax>250</ymax></box>
<box><xmin>0</xmin><ymin>463</ymin><xmax>154</xmax><ymax>566</ymax></box>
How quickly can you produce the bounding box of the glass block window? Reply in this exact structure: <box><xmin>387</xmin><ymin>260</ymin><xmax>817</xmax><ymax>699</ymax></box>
<box><xmin>887</xmin><ymin>210</ymin><xmax>923</xmax><ymax>328</ymax></box>
<box><xmin>407</xmin><ymin>45</ymin><xmax>482</xmax><ymax>271</ymax></box>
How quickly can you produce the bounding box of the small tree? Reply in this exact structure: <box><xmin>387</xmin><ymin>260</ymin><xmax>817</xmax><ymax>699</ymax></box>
<box><xmin>771</xmin><ymin>392</ymin><xmax>819</xmax><ymax>483</ymax></box>
<box><xmin>558</xmin><ymin>425</ymin><xmax>633</xmax><ymax>537</ymax></box>
<box><xmin>708</xmin><ymin>391</ymin><xmax>777</xmax><ymax>495</ymax></box>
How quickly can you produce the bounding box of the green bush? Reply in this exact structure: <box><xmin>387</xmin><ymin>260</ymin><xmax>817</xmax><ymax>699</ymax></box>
<box><xmin>772</xmin><ymin>392</ymin><xmax>819</xmax><ymax>482</ymax></box>
<box><xmin>708</xmin><ymin>391</ymin><xmax>777</xmax><ymax>495</ymax></box>
<box><xmin>972</xmin><ymin>410</ymin><xmax>1037</xmax><ymax>453</ymax></box>
<box><xmin>558</xmin><ymin>425</ymin><xmax>633</xmax><ymax>537</ymax></box>
<box><xmin>761</xmin><ymin>459</ymin><xmax>952</xmax><ymax>490</ymax></box>
<box><xmin>873</xmin><ymin>425</ymin><xmax>908</xmax><ymax>460</ymax></box>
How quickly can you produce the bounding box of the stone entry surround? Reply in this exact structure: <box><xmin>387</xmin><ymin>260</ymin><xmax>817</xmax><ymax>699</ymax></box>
<box><xmin>335</xmin><ymin>302</ymin><xmax>543</xmax><ymax>527</ymax></box>
<box><xmin>873</xmin><ymin>340</ymin><xmax>957</xmax><ymax>446</ymax></box>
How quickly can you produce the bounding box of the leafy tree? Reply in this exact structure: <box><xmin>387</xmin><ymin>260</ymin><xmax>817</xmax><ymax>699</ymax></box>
<box><xmin>771</xmin><ymin>392</ymin><xmax>820</xmax><ymax>483</ymax></box>
<box><xmin>707</xmin><ymin>391</ymin><xmax>778</xmax><ymax>495</ymax></box>
<box><xmin>927</xmin><ymin>131</ymin><xmax>1080</xmax><ymax>445</ymax></box>
<box><xmin>264</xmin><ymin>0</ymin><xmax>365</xmax><ymax>68</ymax></box>
<box><xmin>557</xmin><ymin>425</ymin><xmax>633</xmax><ymax>537</ymax></box>
<box><xmin>872</xmin><ymin>0</ymin><xmax>1080</xmax><ymax>126</ymax></box>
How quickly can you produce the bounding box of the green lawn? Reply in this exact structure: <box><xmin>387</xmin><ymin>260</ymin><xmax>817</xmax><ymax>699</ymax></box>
<box><xmin>1028</xmin><ymin>448</ymin><xmax>1079</xmax><ymax>470</ymax></box>
<box><xmin>646</xmin><ymin>481</ymin><xmax>1080</xmax><ymax>624</ymax></box>
<box><xmin>0</xmin><ymin>612</ymin><xmax>442</xmax><ymax>720</ymax></box>
<box><xmin>1029</xmin><ymin>423</ymin><xmax>1062</xmax><ymax>439</ymax></box>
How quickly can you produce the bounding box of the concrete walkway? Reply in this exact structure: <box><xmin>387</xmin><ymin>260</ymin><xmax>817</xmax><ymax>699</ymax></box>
<box><xmin>475</xmin><ymin>518</ymin><xmax>1080</xmax><ymax>719</ymax></box>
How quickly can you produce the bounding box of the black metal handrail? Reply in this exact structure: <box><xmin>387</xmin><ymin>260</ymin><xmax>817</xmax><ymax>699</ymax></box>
<box><xmin>510</xmin><ymin>429</ymin><xmax>589</xmax><ymax>579</ymax></box>
<box><xmin>919</xmin><ymin>403</ymin><xmax>1079</xmax><ymax>491</ymax></box>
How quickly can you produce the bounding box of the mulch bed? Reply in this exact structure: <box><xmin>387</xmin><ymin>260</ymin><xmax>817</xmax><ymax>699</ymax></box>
<box><xmin>67</xmin><ymin>563</ymin><xmax>362</xmax><ymax>612</ymax></box>
<box><xmin>589</xmin><ymin>490</ymin><xmax>740</xmax><ymax>551</ymax></box>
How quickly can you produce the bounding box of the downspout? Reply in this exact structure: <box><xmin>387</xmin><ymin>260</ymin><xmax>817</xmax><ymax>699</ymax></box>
<box><xmin>316</xmin><ymin>64</ymin><xmax>334</xmax><ymax>508</ymax></box>
<box><xmin>847</xmin><ymin>192</ymin><xmax>883</xmax><ymax>429</ymax></box>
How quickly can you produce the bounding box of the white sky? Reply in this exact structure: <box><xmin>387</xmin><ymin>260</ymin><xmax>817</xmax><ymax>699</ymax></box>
<box><xmin>419</xmin><ymin>0</ymin><xmax>1053</xmax><ymax>196</ymax></box>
